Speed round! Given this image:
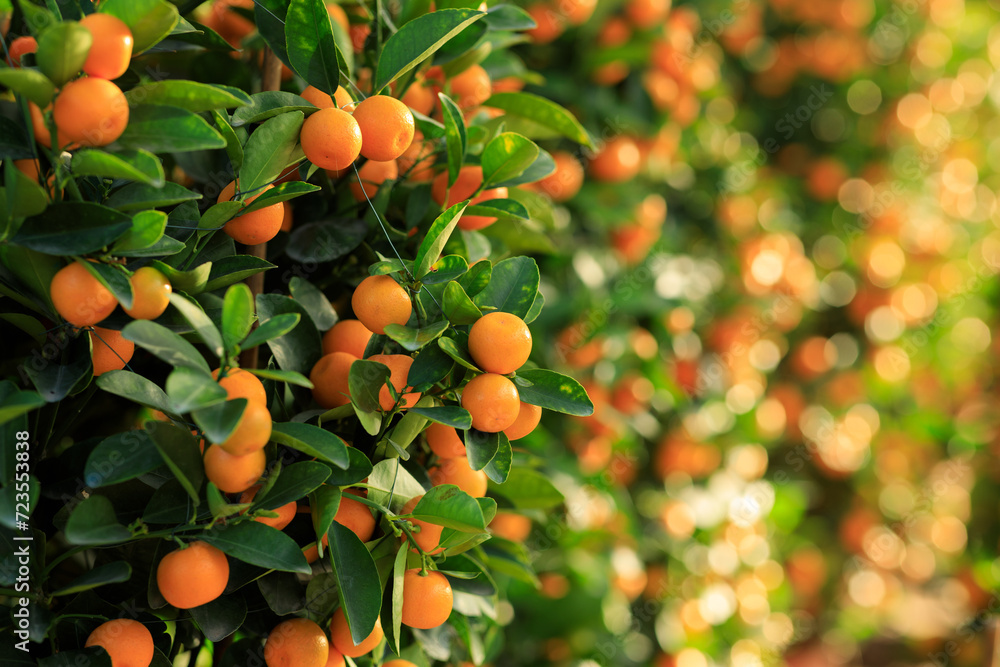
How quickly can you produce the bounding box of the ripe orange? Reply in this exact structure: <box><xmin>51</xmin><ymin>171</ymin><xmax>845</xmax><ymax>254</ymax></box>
<box><xmin>51</xmin><ymin>261</ymin><xmax>118</xmax><ymax>327</ymax></box>
<box><xmin>204</xmin><ymin>0</ymin><xmax>255</xmax><ymax>48</ymax></box>
<box><xmin>349</xmin><ymin>158</ymin><xmax>398</xmax><ymax>201</ymax></box>
<box><xmin>430</xmin><ymin>165</ymin><xmax>507</xmax><ymax>231</ymax></box>
<box><xmin>468</xmin><ymin>312</ymin><xmax>532</xmax><ymax>374</ymax></box>
<box><xmin>80</xmin><ymin>13</ymin><xmax>133</xmax><ymax>79</ymax></box>
<box><xmin>461</xmin><ymin>373</ymin><xmax>521</xmax><ymax>433</ymax></box>
<box><xmin>123</xmin><ymin>267</ymin><xmax>171</xmax><ymax>320</ymax></box>
<box><xmin>301</xmin><ymin>107</ymin><xmax>362</xmax><ymax>171</ymax></box>
<box><xmin>28</xmin><ymin>102</ymin><xmax>71</xmax><ymax>149</ymax></box>
<box><xmin>490</xmin><ymin>511</ymin><xmax>532</xmax><ymax>541</ymax></box>
<box><xmin>588</xmin><ymin>136</ymin><xmax>641</xmax><ymax>182</ymax></box>
<box><xmin>53</xmin><ymin>77</ymin><xmax>129</xmax><ymax>147</ymax></box>
<box><xmin>310</xmin><ymin>351</ymin><xmax>356</xmax><ymax>409</ymax></box>
<box><xmin>217</xmin><ymin>399</ymin><xmax>272</xmax><ymax>456</ymax></box>
<box><xmin>321</xmin><ymin>319</ymin><xmax>373</xmax><ymax>358</ymax></box>
<box><xmin>525</xmin><ymin>4</ymin><xmax>564</xmax><ymax>44</ymax></box>
<box><xmin>625</xmin><ymin>0</ymin><xmax>671</xmax><ymax>28</ymax></box>
<box><xmin>401</xmin><ymin>77</ymin><xmax>435</xmax><ymax>115</ymax></box>
<box><xmin>90</xmin><ymin>327</ymin><xmax>134</xmax><ymax>376</ymax></box>
<box><xmin>213</xmin><ymin>367</ymin><xmax>268</xmax><ymax>406</ymax></box>
<box><xmin>397</xmin><ymin>130</ymin><xmax>435</xmax><ymax>181</ymax></box>
<box><xmin>425</xmin><ymin>422</ymin><xmax>466</xmax><ymax>458</ymax></box>
<box><xmin>280</xmin><ymin>202</ymin><xmax>293</xmax><ymax>232</ymax></box>
<box><xmin>450</xmin><ymin>64</ymin><xmax>492</xmax><ymax>109</ymax></box>
<box><xmin>401</xmin><ymin>569</ymin><xmax>453</xmax><ymax>629</ymax></box>
<box><xmin>204</xmin><ymin>444</ymin><xmax>266</xmax><ymax>493</ymax></box>
<box><xmin>326</xmin><ymin>3</ymin><xmax>350</xmax><ymax>32</ymax></box>
<box><xmin>368</xmin><ymin>353</ymin><xmax>420</xmax><ymax>411</ymax></box>
<box><xmin>264</xmin><ymin>617</ymin><xmax>330</xmax><ymax>667</ymax></box>
<box><xmin>324</xmin><ymin>647</ymin><xmax>346</xmax><ymax>667</ymax></box>
<box><xmin>562</xmin><ymin>0</ymin><xmax>597</xmax><ymax>24</ymax></box>
<box><xmin>535</xmin><ymin>151</ymin><xmax>584</xmax><ymax>202</ymax></box>
<box><xmin>381</xmin><ymin>661</ymin><xmax>418</xmax><ymax>667</ymax></box>
<box><xmin>329</xmin><ymin>609</ymin><xmax>383</xmax><ymax>658</ymax></box>
<box><xmin>333</xmin><ymin>492</ymin><xmax>375</xmax><ymax>541</ymax></box>
<box><xmin>7</xmin><ymin>35</ymin><xmax>36</xmax><ymax>68</ymax></box>
<box><xmin>429</xmin><ymin>456</ymin><xmax>488</xmax><ymax>497</ymax></box>
<box><xmin>351</xmin><ymin>275</ymin><xmax>411</xmax><ymax>335</ymax></box>
<box><xmin>156</xmin><ymin>541</ymin><xmax>230</xmax><ymax>609</ymax></box>
<box><xmin>85</xmin><ymin>619</ymin><xmax>154</xmax><ymax>667</ymax></box>
<box><xmin>239</xmin><ymin>485</ymin><xmax>296</xmax><ymax>531</ymax></box>
<box><xmin>301</xmin><ymin>85</ymin><xmax>354</xmax><ymax>111</ymax></box>
<box><xmin>218</xmin><ymin>181</ymin><xmax>284</xmax><ymax>245</ymax></box>
<box><xmin>503</xmin><ymin>401</ymin><xmax>542</xmax><ymax>440</ymax></box>
<box><xmin>400</xmin><ymin>496</ymin><xmax>444</xmax><ymax>554</ymax></box>
<box><xmin>351</xmin><ymin>95</ymin><xmax>415</xmax><ymax>162</ymax></box>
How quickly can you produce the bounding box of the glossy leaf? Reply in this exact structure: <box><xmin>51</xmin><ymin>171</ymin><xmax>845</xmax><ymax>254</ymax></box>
<box><xmin>513</xmin><ymin>369</ymin><xmax>594</xmax><ymax>416</ymax></box>
<box><xmin>101</xmin><ymin>0</ymin><xmax>180</xmax><ymax>53</ymax></box>
<box><xmin>64</xmin><ymin>495</ymin><xmax>130</xmax><ymax>545</ymax></box>
<box><xmin>327</xmin><ymin>521</ymin><xmax>382</xmax><ymax>643</ymax></box>
<box><xmin>84</xmin><ymin>430</ymin><xmax>163</xmax><ymax>488</ymax></box>
<box><xmin>270</xmin><ymin>422</ymin><xmax>350</xmax><ymax>469</ymax></box>
<box><xmin>222</xmin><ymin>283</ymin><xmax>255</xmax><ymax>353</ymax></box>
<box><xmin>483</xmin><ymin>92</ymin><xmax>595</xmax><ymax>148</ymax></box>
<box><xmin>125</xmin><ymin>80</ymin><xmax>251</xmax><ymax>112</ymax></box>
<box><xmin>12</xmin><ymin>203</ymin><xmax>131</xmax><ymax>255</ymax></box>
<box><xmin>113</xmin><ymin>105</ymin><xmax>227</xmax><ymax>154</ymax></box>
<box><xmin>239</xmin><ymin>111</ymin><xmax>305</xmax><ymax>193</ymax></box>
<box><xmin>472</xmin><ymin>256</ymin><xmax>539</xmax><ymax>319</ymax></box>
<box><xmin>169</xmin><ymin>293</ymin><xmax>224</xmax><ymax>357</ymax></box>
<box><xmin>202</xmin><ymin>522</ymin><xmax>312</xmax><ymax>574</ymax></box>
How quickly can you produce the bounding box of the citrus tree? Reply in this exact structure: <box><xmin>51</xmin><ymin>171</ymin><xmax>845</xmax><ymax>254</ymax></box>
<box><xmin>0</xmin><ymin>1</ymin><xmax>597</xmax><ymax>666</ymax></box>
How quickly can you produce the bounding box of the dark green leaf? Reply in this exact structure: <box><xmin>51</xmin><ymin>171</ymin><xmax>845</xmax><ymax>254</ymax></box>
<box><xmin>0</xmin><ymin>389</ymin><xmax>46</xmax><ymax>425</ymax></box>
<box><xmin>407</xmin><ymin>344</ymin><xmax>453</xmax><ymax>389</ymax></box>
<box><xmin>51</xmin><ymin>561</ymin><xmax>132</xmax><ymax>596</ymax></box>
<box><xmin>95</xmin><ymin>370</ymin><xmax>171</xmax><ymax>412</ymax></box>
<box><xmin>147</xmin><ymin>421</ymin><xmax>205</xmax><ymax>504</ymax></box>
<box><xmin>383</xmin><ymin>320</ymin><xmax>449</xmax><ymax>352</ymax></box>
<box><xmin>230</xmin><ymin>91</ymin><xmax>314</xmax><ymax>127</ymax></box>
<box><xmin>464</xmin><ymin>428</ymin><xmax>500</xmax><ymax>472</ymax></box>
<box><xmin>105</xmin><ymin>182</ymin><xmax>202</xmax><ymax>212</ymax></box>
<box><xmin>213</xmin><ymin>110</ymin><xmax>244</xmax><ymax>174</ymax></box>
<box><xmin>192</xmin><ymin>398</ymin><xmax>246</xmax><ymax>445</ymax></box>
<box><xmin>286</xmin><ymin>218</ymin><xmax>368</xmax><ymax>263</ymax></box>
<box><xmin>151</xmin><ymin>260</ymin><xmax>212</xmax><ymax>295</ymax></box>
<box><xmin>289</xmin><ymin>277</ymin><xmax>337</xmax><ymax>330</ymax></box>
<box><xmin>322</xmin><ymin>447</ymin><xmax>373</xmax><ymax>486</ymax></box>
<box><xmin>437</xmin><ymin>336</ymin><xmax>479</xmax><ymax>371</ymax></box>
<box><xmin>241</xmin><ymin>313</ymin><xmax>301</xmax><ymax>350</ymax></box>
<box><xmin>72</xmin><ymin>149</ymin><xmax>165</xmax><ymax>187</ymax></box>
<box><xmin>84</xmin><ymin>429</ymin><xmax>163</xmax><ymax>488</ymax></box>
<box><xmin>408</xmin><ymin>484</ymin><xmax>485</xmax><ymax>532</ymax></box>
<box><xmin>458</xmin><ymin>258</ymin><xmax>491</xmax><ymax>296</ymax></box>
<box><xmin>204</xmin><ymin>255</ymin><xmax>276</xmax><ymax>293</ymax></box>
<box><xmin>239</xmin><ymin>111</ymin><xmax>305</xmax><ymax>193</ymax></box>
<box><xmin>79</xmin><ymin>259</ymin><xmax>134</xmax><ymax>310</ymax></box>
<box><xmin>256</xmin><ymin>293</ymin><xmax>322</xmax><ymax>375</ymax></box>
<box><xmin>23</xmin><ymin>333</ymin><xmax>91</xmax><ymax>403</ymax></box>
<box><xmin>202</xmin><ymin>522</ymin><xmax>311</xmax><ymax>574</ymax></box>
<box><xmin>64</xmin><ymin>495</ymin><xmax>130</xmax><ymax>545</ymax></box>
<box><xmin>241</xmin><ymin>181</ymin><xmax>319</xmax><ymax>214</ymax></box>
<box><xmin>110</xmin><ymin>210</ymin><xmax>169</xmax><ymax>255</ymax></box>
<box><xmin>348</xmin><ymin>359</ymin><xmax>391</xmax><ymax>413</ymax></box>
<box><xmin>270</xmin><ymin>422</ymin><xmax>350</xmax><ymax>469</ymax></box>
<box><xmin>286</xmin><ymin>0</ymin><xmax>348</xmax><ymax>94</ymax></box>
<box><xmin>112</xmin><ymin>105</ymin><xmax>226</xmax><ymax>154</ymax></box>
<box><xmin>327</xmin><ymin>521</ymin><xmax>382</xmax><ymax>643</ymax></box>
<box><xmin>513</xmin><ymin>368</ymin><xmax>593</xmax><ymax>416</ymax></box>
<box><xmin>125</xmin><ymin>80</ymin><xmax>251</xmax><ymax>112</ymax></box>
<box><xmin>169</xmin><ymin>292</ymin><xmax>224</xmax><ymax>357</ymax></box>
<box><xmin>122</xmin><ymin>319</ymin><xmax>211</xmax><ymax>373</ymax></box>
<box><xmin>255</xmin><ymin>461</ymin><xmax>330</xmax><ymax>510</ymax></box>
<box><xmin>13</xmin><ymin>203</ymin><xmax>131</xmax><ymax>255</ymax></box>
<box><xmin>442</xmin><ymin>280</ymin><xmax>482</xmax><ymax>325</ymax></box>
<box><xmin>410</xmin><ymin>406</ymin><xmax>472</xmax><ymax>429</ymax></box>
<box><xmin>483</xmin><ymin>4</ymin><xmax>536</xmax><ymax>30</ymax></box>
<box><xmin>483</xmin><ymin>435</ymin><xmax>511</xmax><ymax>483</ymax></box>
<box><xmin>190</xmin><ymin>595</ymin><xmax>246</xmax><ymax>642</ymax></box>
<box><xmin>472</xmin><ymin>256</ymin><xmax>538</xmax><ymax>318</ymax></box>
<box><xmin>415</xmin><ymin>202</ymin><xmax>467</xmax><ymax>280</ymax></box>
<box><xmin>101</xmin><ymin>0</ymin><xmax>180</xmax><ymax>53</ymax></box>
<box><xmin>245</xmin><ymin>367</ymin><xmax>313</xmax><ymax>388</ymax></box>
<box><xmin>166</xmin><ymin>366</ymin><xmax>227</xmax><ymax>414</ymax></box>
<box><xmin>440</xmin><ymin>93</ymin><xmax>466</xmax><ymax>187</ymax></box>
<box><xmin>481</xmin><ymin>132</ymin><xmax>538</xmax><ymax>188</ymax></box>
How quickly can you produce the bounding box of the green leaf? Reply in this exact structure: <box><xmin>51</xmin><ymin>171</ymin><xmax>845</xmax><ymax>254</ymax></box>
<box><xmin>230</xmin><ymin>91</ymin><xmax>314</xmax><ymax>127</ymax></box>
<box><xmin>101</xmin><ymin>0</ymin><xmax>180</xmax><ymax>53</ymax></box>
<box><xmin>192</xmin><ymin>398</ymin><xmax>246</xmax><ymax>445</ymax></box>
<box><xmin>151</xmin><ymin>260</ymin><xmax>212</xmax><ymax>294</ymax></box>
<box><xmin>169</xmin><ymin>292</ymin><xmax>224</xmax><ymax>357</ymax></box>
<box><xmin>286</xmin><ymin>0</ymin><xmax>348</xmax><ymax>94</ymax></box>
<box><xmin>440</xmin><ymin>93</ymin><xmax>466</xmax><ymax>187</ymax></box>
<box><xmin>289</xmin><ymin>276</ymin><xmax>337</xmax><ymax>330</ymax></box>
<box><xmin>147</xmin><ymin>421</ymin><xmax>205</xmax><ymax>504</ymax></box>
<box><xmin>241</xmin><ymin>313</ymin><xmax>301</xmax><ymax>350</ymax></box>
<box><xmin>483</xmin><ymin>4</ymin><xmax>536</xmax><ymax>30</ymax></box>
<box><xmin>106</xmin><ymin>182</ymin><xmax>201</xmax><ymax>212</ymax></box>
<box><xmin>415</xmin><ymin>202</ymin><xmax>467</xmax><ymax>280</ymax></box>
<box><xmin>442</xmin><ymin>280</ymin><xmax>482</xmax><ymax>325</ymax></box>
<box><xmin>23</xmin><ymin>332</ymin><xmax>91</xmax><ymax>402</ymax></box>
<box><xmin>51</xmin><ymin>561</ymin><xmax>132</xmax><ymax>596</ymax></box>
<box><xmin>112</xmin><ymin>105</ymin><xmax>227</xmax><ymax>154</ymax></box>
<box><xmin>390</xmin><ymin>536</ymin><xmax>407</xmax><ymax>654</ymax></box>
<box><xmin>459</xmin><ymin>259</ymin><xmax>491</xmax><ymax>296</ymax></box>
<box><xmin>213</xmin><ymin>110</ymin><xmax>244</xmax><ymax>174</ymax></box>
<box><xmin>321</xmin><ymin>447</ymin><xmax>373</xmax><ymax>486</ymax></box>
<box><xmin>84</xmin><ymin>429</ymin><xmax>163</xmax><ymax>488</ymax></box>
<box><xmin>109</xmin><ymin>211</ymin><xmax>169</xmax><ymax>257</ymax></box>
<box><xmin>239</xmin><ymin>111</ymin><xmax>305</xmax><ymax>193</ymax></box>
<box><xmin>245</xmin><ymin>367</ymin><xmax>313</xmax><ymax>388</ymax></box>
<box><xmin>0</xmin><ymin>67</ymin><xmax>55</xmax><ymax>107</ymax></box>
<box><xmin>410</xmin><ymin>406</ymin><xmax>472</xmax><ymax>429</ymax></box>
<box><xmin>309</xmin><ymin>485</ymin><xmax>341</xmax><ymax>556</ymax></box>
<box><xmin>472</xmin><ymin>256</ymin><xmax>539</xmax><ymax>319</ymax></box>
<box><xmin>348</xmin><ymin>359</ymin><xmax>391</xmax><ymax>413</ymax></box>
<box><xmin>241</xmin><ymin>181</ymin><xmax>319</xmax><ymax>215</ymax></box>
<box><xmin>202</xmin><ymin>522</ymin><xmax>311</xmax><ymax>574</ymax></box>
<box><xmin>494</xmin><ymin>146</ymin><xmax>555</xmax><ymax>188</ymax></box>
<box><xmin>407</xmin><ymin>344</ymin><xmax>454</xmax><ymax>389</ymax></box>
<box><xmin>483</xmin><ymin>436</ymin><xmax>512</xmax><ymax>483</ymax></box>
<box><xmin>4</xmin><ymin>159</ymin><xmax>47</xmax><ymax>219</ymax></box>
<box><xmin>36</xmin><ymin>21</ymin><xmax>92</xmax><ymax>87</ymax></box>
<box><xmin>122</xmin><ymin>319</ymin><xmax>211</xmax><ymax>373</ymax></box>
<box><xmin>254</xmin><ymin>0</ymin><xmax>291</xmax><ymax>66</ymax></box>
<box><xmin>484</xmin><ymin>92</ymin><xmax>594</xmax><ymax>148</ymax></box>
<box><xmin>222</xmin><ymin>284</ymin><xmax>254</xmax><ymax>353</ymax></box>
<box><xmin>374</xmin><ymin>8</ymin><xmax>487</xmax><ymax>93</ymax></box>
<box><xmin>481</xmin><ymin>132</ymin><xmax>538</xmax><ymax>188</ymax></box>
<box><xmin>255</xmin><ymin>461</ymin><xmax>330</xmax><ymax>511</ymax></box>
<box><xmin>256</xmin><ymin>293</ymin><xmax>322</xmax><ymax>375</ymax></box>
<box><xmin>64</xmin><ymin>495</ymin><xmax>130</xmax><ymax>545</ymax></box>
<box><xmin>125</xmin><ymin>80</ymin><xmax>251</xmax><ymax>112</ymax></box>
<box><xmin>524</xmin><ymin>289</ymin><xmax>544</xmax><ymax>324</ymax></box>
<box><xmin>383</xmin><ymin>320</ymin><xmax>449</xmax><ymax>352</ymax></box>
<box><xmin>166</xmin><ymin>366</ymin><xmax>227</xmax><ymax>414</ymax></box>
<box><xmin>286</xmin><ymin>218</ymin><xmax>368</xmax><ymax>264</ymax></box>
<box><xmin>39</xmin><ymin>650</ymin><xmax>111</xmax><ymax>667</ymax></box>
<box><xmin>438</xmin><ymin>336</ymin><xmax>479</xmax><ymax>372</ymax></box>
<box><xmin>489</xmin><ymin>468</ymin><xmax>563</xmax><ymax>509</ymax></box>
<box><xmin>203</xmin><ymin>255</ymin><xmax>276</xmax><ymax>293</ymax></box>
<box><xmin>12</xmin><ymin>203</ymin><xmax>131</xmax><ymax>255</ymax></box>
<box><xmin>421</xmin><ymin>254</ymin><xmax>469</xmax><ymax>285</ymax></box>
<box><xmin>0</xmin><ymin>389</ymin><xmax>45</xmax><ymax>425</ymax></box>
<box><xmin>513</xmin><ymin>369</ymin><xmax>593</xmax><ymax>416</ymax></box>
<box><xmin>327</xmin><ymin>521</ymin><xmax>382</xmax><ymax>643</ymax></box>
<box><xmin>0</xmin><ymin>116</ymin><xmax>34</xmax><ymax>161</ymax></box>
<box><xmin>464</xmin><ymin>429</ymin><xmax>500</xmax><ymax>472</ymax></box>
<box><xmin>189</xmin><ymin>595</ymin><xmax>246</xmax><ymax>642</ymax></box>
<box><xmin>270</xmin><ymin>422</ymin><xmax>350</xmax><ymax>469</ymax></box>
<box><xmin>408</xmin><ymin>484</ymin><xmax>485</xmax><ymax>532</ymax></box>
<box><xmin>95</xmin><ymin>370</ymin><xmax>171</xmax><ymax>412</ymax></box>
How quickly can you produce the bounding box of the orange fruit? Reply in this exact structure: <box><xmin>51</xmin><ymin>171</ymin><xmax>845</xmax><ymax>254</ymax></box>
<box><xmin>217</xmin><ymin>399</ymin><xmax>272</xmax><ymax>456</ymax></box>
<box><xmin>326</xmin><ymin>3</ymin><xmax>350</xmax><ymax>32</ymax></box>
<box><xmin>324</xmin><ymin>648</ymin><xmax>346</xmax><ymax>667</ymax></box>
<box><xmin>430</xmin><ymin>165</ymin><xmax>506</xmax><ymax>231</ymax></box>
<box><xmin>525</xmin><ymin>4</ymin><xmax>564</xmax><ymax>43</ymax></box>
<box><xmin>90</xmin><ymin>327</ymin><xmax>134</xmax><ymax>376</ymax></box>
<box><xmin>28</xmin><ymin>102</ymin><xmax>71</xmax><ymax>149</ymax></box>
<box><xmin>625</xmin><ymin>0</ymin><xmax>671</xmax><ymax>28</ymax></box>
<box><xmin>51</xmin><ymin>261</ymin><xmax>118</xmax><ymax>327</ymax></box>
<box><xmin>301</xmin><ymin>85</ymin><xmax>354</xmax><ymax>110</ymax></box>
<box><xmin>468</xmin><ymin>312</ymin><xmax>532</xmax><ymax>374</ymax></box>
<box><xmin>7</xmin><ymin>35</ymin><xmax>36</xmax><ymax>68</ymax></box>
<box><xmin>535</xmin><ymin>151</ymin><xmax>584</xmax><ymax>202</ymax></box>
<box><xmin>368</xmin><ymin>353</ymin><xmax>421</xmax><ymax>411</ymax></box>
<box><xmin>218</xmin><ymin>181</ymin><xmax>284</xmax><ymax>245</ymax></box>
<box><xmin>450</xmin><ymin>64</ymin><xmax>492</xmax><ymax>109</ymax></box>
<box><xmin>349</xmin><ymin>158</ymin><xmax>398</xmax><ymax>201</ymax></box>
<box><xmin>397</xmin><ymin>130</ymin><xmax>435</xmax><ymax>181</ymax></box>
<box><xmin>597</xmin><ymin>16</ymin><xmax>631</xmax><ymax>47</ymax></box>
<box><xmin>429</xmin><ymin>456</ymin><xmax>488</xmax><ymax>497</ymax></box>
<box><xmin>204</xmin><ymin>444</ymin><xmax>266</xmax><ymax>493</ymax></box>
<box><xmin>280</xmin><ymin>202</ymin><xmax>293</xmax><ymax>232</ymax></box>
<box><xmin>310</xmin><ymin>351</ymin><xmax>356</xmax><ymax>409</ymax></box>
<box><xmin>351</xmin><ymin>275</ymin><xmax>411</xmax><ymax>335</ymax></box>
<box><xmin>503</xmin><ymin>401</ymin><xmax>542</xmax><ymax>440</ymax></box>
<box><xmin>321</xmin><ymin>319</ymin><xmax>373</xmax><ymax>358</ymax></box>
<box><xmin>85</xmin><ymin>619</ymin><xmax>154</xmax><ymax>667</ymax></box>
<box><xmin>401</xmin><ymin>496</ymin><xmax>444</xmax><ymax>554</ymax></box>
<box><xmin>425</xmin><ymin>422</ymin><xmax>466</xmax><ymax>458</ymax></box>
<box><xmin>401</xmin><ymin>77</ymin><xmax>435</xmax><ymax>115</ymax></box>
<box><xmin>301</xmin><ymin>107</ymin><xmax>363</xmax><ymax>171</ymax></box>
<box><xmin>204</xmin><ymin>0</ymin><xmax>255</xmax><ymax>48</ymax></box>
<box><xmin>351</xmin><ymin>95</ymin><xmax>415</xmax><ymax>162</ymax></box>
<box><xmin>264</xmin><ymin>617</ymin><xmax>330</xmax><ymax>667</ymax></box>
<box><xmin>401</xmin><ymin>569</ymin><xmax>453</xmax><ymax>629</ymax></box>
<box><xmin>588</xmin><ymin>136</ymin><xmax>641</xmax><ymax>182</ymax></box>
<box><xmin>213</xmin><ymin>367</ymin><xmax>268</xmax><ymax>406</ymax></box>
<box><xmin>53</xmin><ymin>77</ymin><xmax>129</xmax><ymax>147</ymax></box>
<box><xmin>156</xmin><ymin>541</ymin><xmax>230</xmax><ymax>609</ymax></box>
<box><xmin>381</xmin><ymin>661</ymin><xmax>418</xmax><ymax>667</ymax></box>
<box><xmin>461</xmin><ymin>373</ymin><xmax>521</xmax><ymax>433</ymax></box>
<box><xmin>13</xmin><ymin>158</ymin><xmax>39</xmax><ymax>182</ymax></box>
<box><xmin>80</xmin><ymin>13</ymin><xmax>133</xmax><ymax>79</ymax></box>
<box><xmin>329</xmin><ymin>609</ymin><xmax>383</xmax><ymax>657</ymax></box>
<box><xmin>334</xmin><ymin>492</ymin><xmax>375</xmax><ymax>541</ymax></box>
<box><xmin>239</xmin><ymin>485</ymin><xmax>296</xmax><ymax>531</ymax></box>
<box><xmin>123</xmin><ymin>266</ymin><xmax>171</xmax><ymax>320</ymax></box>
<box><xmin>490</xmin><ymin>511</ymin><xmax>532</xmax><ymax>541</ymax></box>
<box><xmin>562</xmin><ymin>0</ymin><xmax>597</xmax><ymax>24</ymax></box>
